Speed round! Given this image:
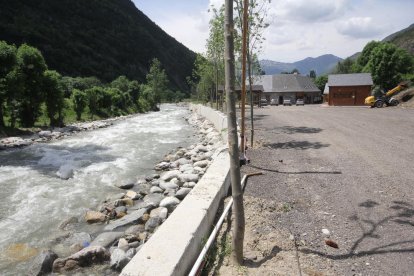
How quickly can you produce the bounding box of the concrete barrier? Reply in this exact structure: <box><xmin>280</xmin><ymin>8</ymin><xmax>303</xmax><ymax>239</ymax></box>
<box><xmin>121</xmin><ymin>104</ymin><xmax>230</xmax><ymax>276</ymax></box>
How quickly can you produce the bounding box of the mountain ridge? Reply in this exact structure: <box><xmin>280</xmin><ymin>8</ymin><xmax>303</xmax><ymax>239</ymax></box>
<box><xmin>260</xmin><ymin>54</ymin><xmax>343</xmax><ymax>76</ymax></box>
<box><xmin>0</xmin><ymin>0</ymin><xmax>196</xmax><ymax>92</ymax></box>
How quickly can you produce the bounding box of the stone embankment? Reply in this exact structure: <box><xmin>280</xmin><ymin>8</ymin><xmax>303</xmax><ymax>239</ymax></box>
<box><xmin>0</xmin><ymin>116</ymin><xmax>131</xmax><ymax>150</ymax></box>
<box><xmin>27</xmin><ymin>111</ymin><xmax>225</xmax><ymax>275</ymax></box>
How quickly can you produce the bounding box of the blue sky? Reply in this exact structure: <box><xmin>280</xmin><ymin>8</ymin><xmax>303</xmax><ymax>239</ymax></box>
<box><xmin>132</xmin><ymin>0</ymin><xmax>414</xmax><ymax>62</ymax></box>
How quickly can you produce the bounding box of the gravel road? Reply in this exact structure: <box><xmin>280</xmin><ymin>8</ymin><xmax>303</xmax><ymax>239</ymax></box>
<box><xmin>240</xmin><ymin>105</ymin><xmax>414</xmax><ymax>275</ymax></box>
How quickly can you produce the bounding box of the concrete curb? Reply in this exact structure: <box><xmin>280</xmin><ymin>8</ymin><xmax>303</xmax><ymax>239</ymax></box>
<box><xmin>121</xmin><ymin>104</ymin><xmax>230</xmax><ymax>276</ymax></box>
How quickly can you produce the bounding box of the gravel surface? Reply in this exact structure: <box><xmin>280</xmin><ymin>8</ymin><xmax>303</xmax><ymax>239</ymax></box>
<box><xmin>210</xmin><ymin>105</ymin><xmax>414</xmax><ymax>276</ymax></box>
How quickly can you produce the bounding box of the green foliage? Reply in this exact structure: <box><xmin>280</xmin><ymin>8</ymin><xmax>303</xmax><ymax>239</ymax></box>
<box><xmin>43</xmin><ymin>70</ymin><xmax>65</xmax><ymax>126</ymax></box>
<box><xmin>16</xmin><ymin>43</ymin><xmax>47</xmax><ymax>127</ymax></box>
<box><xmin>314</xmin><ymin>75</ymin><xmax>328</xmax><ymax>92</ymax></box>
<box><xmin>333</xmin><ymin>58</ymin><xmax>355</xmax><ymax>74</ymax></box>
<box><xmin>0</xmin><ymin>40</ymin><xmax>171</xmax><ymax>131</ymax></box>
<box><xmin>142</xmin><ymin>58</ymin><xmax>169</xmax><ymax>111</ymax></box>
<box><xmin>309</xmin><ymin>70</ymin><xmax>316</xmax><ymax>79</ymax></box>
<box><xmin>364</xmin><ymin>43</ymin><xmax>414</xmax><ymax>90</ymax></box>
<box><xmin>71</xmin><ymin>89</ymin><xmax>87</xmax><ymax>120</ymax></box>
<box><xmin>0</xmin><ymin>41</ymin><xmax>18</xmax><ymax>127</ymax></box>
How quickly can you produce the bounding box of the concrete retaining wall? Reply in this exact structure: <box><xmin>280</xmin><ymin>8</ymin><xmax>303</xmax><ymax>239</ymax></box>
<box><xmin>121</xmin><ymin>104</ymin><xmax>230</xmax><ymax>276</ymax></box>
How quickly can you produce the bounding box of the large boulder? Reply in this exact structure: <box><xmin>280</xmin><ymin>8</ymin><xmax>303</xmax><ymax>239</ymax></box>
<box><xmin>104</xmin><ymin>208</ymin><xmax>147</xmax><ymax>231</ymax></box>
<box><xmin>143</xmin><ymin>193</ymin><xmax>164</xmax><ymax>209</ymax></box>
<box><xmin>159</xmin><ymin>181</ymin><xmax>178</xmax><ymax>190</ymax></box>
<box><xmin>178</xmin><ymin>174</ymin><xmax>199</xmax><ymax>183</ymax></box>
<box><xmin>52</xmin><ymin>246</ymin><xmax>109</xmax><ymax>273</ymax></box>
<box><xmin>175</xmin><ymin>188</ymin><xmax>192</xmax><ymax>200</ymax></box>
<box><xmin>145</xmin><ymin>217</ymin><xmax>162</xmax><ymax>233</ymax></box>
<box><xmin>85</xmin><ymin>211</ymin><xmax>106</xmax><ymax>223</ymax></box>
<box><xmin>110</xmin><ymin>248</ymin><xmax>130</xmax><ymax>271</ymax></box>
<box><xmin>159</xmin><ymin>197</ymin><xmax>180</xmax><ymax>212</ymax></box>
<box><xmin>28</xmin><ymin>250</ymin><xmax>58</xmax><ymax>276</ymax></box>
<box><xmin>90</xmin><ymin>232</ymin><xmax>124</xmax><ymax>248</ymax></box>
<box><xmin>160</xmin><ymin>170</ymin><xmax>181</xmax><ymax>181</ymax></box>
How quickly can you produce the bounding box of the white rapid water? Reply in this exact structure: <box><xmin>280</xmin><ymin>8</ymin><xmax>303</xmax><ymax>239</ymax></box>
<box><xmin>0</xmin><ymin>104</ymin><xmax>196</xmax><ymax>275</ymax></box>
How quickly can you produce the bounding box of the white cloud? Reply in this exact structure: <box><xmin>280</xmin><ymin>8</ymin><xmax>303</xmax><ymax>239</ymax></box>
<box><xmin>337</xmin><ymin>17</ymin><xmax>386</xmax><ymax>38</ymax></box>
<box><xmin>272</xmin><ymin>0</ymin><xmax>351</xmax><ymax>23</ymax></box>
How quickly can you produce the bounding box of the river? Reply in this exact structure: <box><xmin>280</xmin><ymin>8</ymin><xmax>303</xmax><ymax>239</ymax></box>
<box><xmin>0</xmin><ymin>104</ymin><xmax>196</xmax><ymax>275</ymax></box>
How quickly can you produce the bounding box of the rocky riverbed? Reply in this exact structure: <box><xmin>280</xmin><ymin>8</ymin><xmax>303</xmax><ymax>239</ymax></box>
<box><xmin>23</xmin><ymin>111</ymin><xmax>225</xmax><ymax>275</ymax></box>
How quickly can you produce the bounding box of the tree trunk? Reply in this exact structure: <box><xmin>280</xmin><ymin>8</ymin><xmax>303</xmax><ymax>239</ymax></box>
<box><xmin>247</xmin><ymin>48</ymin><xmax>254</xmax><ymax>148</ymax></box>
<box><xmin>224</xmin><ymin>0</ymin><xmax>245</xmax><ymax>265</ymax></box>
<box><xmin>0</xmin><ymin>103</ymin><xmax>5</xmax><ymax>128</ymax></box>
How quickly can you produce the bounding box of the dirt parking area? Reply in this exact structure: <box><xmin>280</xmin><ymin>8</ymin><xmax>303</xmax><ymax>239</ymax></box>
<box><xmin>207</xmin><ymin>105</ymin><xmax>414</xmax><ymax>276</ymax></box>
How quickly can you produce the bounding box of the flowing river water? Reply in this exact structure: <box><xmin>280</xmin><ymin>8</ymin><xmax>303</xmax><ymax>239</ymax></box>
<box><xmin>0</xmin><ymin>104</ymin><xmax>196</xmax><ymax>275</ymax></box>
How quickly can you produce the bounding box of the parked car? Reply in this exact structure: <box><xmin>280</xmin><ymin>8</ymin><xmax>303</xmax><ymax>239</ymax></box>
<box><xmin>260</xmin><ymin>99</ymin><xmax>268</xmax><ymax>106</ymax></box>
<box><xmin>283</xmin><ymin>99</ymin><xmax>291</xmax><ymax>106</ymax></box>
<box><xmin>270</xmin><ymin>99</ymin><xmax>278</xmax><ymax>106</ymax></box>
<box><xmin>296</xmin><ymin>99</ymin><xmax>305</xmax><ymax>106</ymax></box>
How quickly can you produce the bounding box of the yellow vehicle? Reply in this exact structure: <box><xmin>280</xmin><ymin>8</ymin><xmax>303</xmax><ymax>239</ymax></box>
<box><xmin>365</xmin><ymin>81</ymin><xmax>409</xmax><ymax>108</ymax></box>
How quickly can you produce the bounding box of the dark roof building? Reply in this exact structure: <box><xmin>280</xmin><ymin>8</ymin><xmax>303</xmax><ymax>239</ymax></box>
<box><xmin>254</xmin><ymin>74</ymin><xmax>321</xmax><ymax>104</ymax></box>
<box><xmin>325</xmin><ymin>73</ymin><xmax>373</xmax><ymax>106</ymax></box>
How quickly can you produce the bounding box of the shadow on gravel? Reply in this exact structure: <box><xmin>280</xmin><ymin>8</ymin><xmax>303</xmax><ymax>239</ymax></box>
<box><xmin>264</xmin><ymin>126</ymin><xmax>323</xmax><ymax>134</ymax></box>
<box><xmin>300</xmin><ymin>200</ymin><xmax>414</xmax><ymax>260</ymax></box>
<box><xmin>247</xmin><ymin>164</ymin><xmax>342</xmax><ymax>175</ymax></box>
<box><xmin>252</xmin><ymin>114</ymin><xmax>269</xmax><ymax>121</ymax></box>
<box><xmin>263</xmin><ymin>140</ymin><xmax>330</xmax><ymax>150</ymax></box>
<box><xmin>244</xmin><ymin>245</ymin><xmax>281</xmax><ymax>268</ymax></box>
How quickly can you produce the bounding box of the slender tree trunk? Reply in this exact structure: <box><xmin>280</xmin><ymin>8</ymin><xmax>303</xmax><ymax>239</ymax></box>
<box><xmin>247</xmin><ymin>48</ymin><xmax>254</xmax><ymax>148</ymax></box>
<box><xmin>224</xmin><ymin>0</ymin><xmax>245</xmax><ymax>265</ymax></box>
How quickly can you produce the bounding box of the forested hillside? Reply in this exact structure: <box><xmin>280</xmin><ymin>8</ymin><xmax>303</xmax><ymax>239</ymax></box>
<box><xmin>383</xmin><ymin>23</ymin><xmax>414</xmax><ymax>55</ymax></box>
<box><xmin>0</xmin><ymin>0</ymin><xmax>196</xmax><ymax>92</ymax></box>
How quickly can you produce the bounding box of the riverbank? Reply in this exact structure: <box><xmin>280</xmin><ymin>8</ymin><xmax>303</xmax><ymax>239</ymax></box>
<box><xmin>1</xmin><ymin>106</ymin><xmax>227</xmax><ymax>275</ymax></box>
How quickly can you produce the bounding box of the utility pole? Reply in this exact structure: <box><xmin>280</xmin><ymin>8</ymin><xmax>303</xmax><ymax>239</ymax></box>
<box><xmin>224</xmin><ymin>0</ymin><xmax>245</xmax><ymax>265</ymax></box>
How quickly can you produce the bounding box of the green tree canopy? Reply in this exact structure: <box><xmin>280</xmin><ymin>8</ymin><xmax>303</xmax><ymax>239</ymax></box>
<box><xmin>16</xmin><ymin>44</ymin><xmax>47</xmax><ymax>127</ymax></box>
<box><xmin>43</xmin><ymin>70</ymin><xmax>65</xmax><ymax>126</ymax></box>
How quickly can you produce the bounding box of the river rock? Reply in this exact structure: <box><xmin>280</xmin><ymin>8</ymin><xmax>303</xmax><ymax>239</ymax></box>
<box><xmin>150</xmin><ymin>207</ymin><xmax>168</xmax><ymax>221</ymax></box>
<box><xmin>117</xmin><ymin>238</ymin><xmax>129</xmax><ymax>252</ymax></box>
<box><xmin>104</xmin><ymin>208</ymin><xmax>148</xmax><ymax>231</ymax></box>
<box><xmin>193</xmin><ymin>160</ymin><xmax>209</xmax><ymax>168</ymax></box>
<box><xmin>174</xmin><ymin>158</ymin><xmax>192</xmax><ymax>166</ymax></box>
<box><xmin>144</xmin><ymin>175</ymin><xmax>154</xmax><ymax>182</ymax></box>
<box><xmin>150</xmin><ymin>179</ymin><xmax>160</xmax><ymax>187</ymax></box>
<box><xmin>65</xmin><ymin>232</ymin><xmax>92</xmax><ymax>248</ymax></box>
<box><xmin>195</xmin><ymin>145</ymin><xmax>209</xmax><ymax>152</ymax></box>
<box><xmin>145</xmin><ymin>217</ymin><xmax>162</xmax><ymax>232</ymax></box>
<box><xmin>175</xmin><ymin>188</ymin><xmax>192</xmax><ymax>200</ymax></box>
<box><xmin>178</xmin><ymin>173</ymin><xmax>199</xmax><ymax>183</ymax></box>
<box><xmin>106</xmin><ymin>193</ymin><xmax>125</xmax><ymax>202</ymax></box>
<box><xmin>115</xmin><ymin>182</ymin><xmax>135</xmax><ymax>190</ymax></box>
<box><xmin>155</xmin><ymin>161</ymin><xmax>170</xmax><ymax>171</ymax></box>
<box><xmin>150</xmin><ymin>186</ymin><xmax>163</xmax><ymax>194</ymax></box>
<box><xmin>135</xmin><ymin>183</ymin><xmax>152</xmax><ymax>196</ymax></box>
<box><xmin>159</xmin><ymin>197</ymin><xmax>180</xmax><ymax>212</ymax></box>
<box><xmin>152</xmin><ymin>174</ymin><xmax>160</xmax><ymax>179</ymax></box>
<box><xmin>128</xmin><ymin>241</ymin><xmax>141</xmax><ymax>249</ymax></box>
<box><xmin>163</xmin><ymin>188</ymin><xmax>176</xmax><ymax>197</ymax></box>
<box><xmin>124</xmin><ymin>224</ymin><xmax>145</xmax><ymax>235</ymax></box>
<box><xmin>160</xmin><ymin>170</ymin><xmax>181</xmax><ymax>181</ymax></box>
<box><xmin>29</xmin><ymin>249</ymin><xmax>58</xmax><ymax>276</ymax></box>
<box><xmin>179</xmin><ymin>164</ymin><xmax>194</xmax><ymax>173</ymax></box>
<box><xmin>143</xmin><ymin>193</ymin><xmax>164</xmax><ymax>209</ymax></box>
<box><xmin>38</xmin><ymin>131</ymin><xmax>53</xmax><ymax>138</ymax></box>
<box><xmin>125</xmin><ymin>190</ymin><xmax>140</xmax><ymax>200</ymax></box>
<box><xmin>52</xmin><ymin>246</ymin><xmax>109</xmax><ymax>273</ymax></box>
<box><xmin>91</xmin><ymin>232</ymin><xmax>124</xmax><ymax>248</ymax></box>
<box><xmin>85</xmin><ymin>211</ymin><xmax>106</xmax><ymax>223</ymax></box>
<box><xmin>159</xmin><ymin>181</ymin><xmax>178</xmax><ymax>190</ymax></box>
<box><xmin>115</xmin><ymin>206</ymin><xmax>128</xmax><ymax>214</ymax></box>
<box><xmin>58</xmin><ymin>216</ymin><xmax>79</xmax><ymax>230</ymax></box>
<box><xmin>110</xmin><ymin>248</ymin><xmax>129</xmax><ymax>271</ymax></box>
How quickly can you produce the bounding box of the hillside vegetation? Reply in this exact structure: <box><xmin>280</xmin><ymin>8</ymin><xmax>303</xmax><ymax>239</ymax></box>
<box><xmin>383</xmin><ymin>23</ymin><xmax>414</xmax><ymax>55</ymax></box>
<box><xmin>0</xmin><ymin>0</ymin><xmax>196</xmax><ymax>92</ymax></box>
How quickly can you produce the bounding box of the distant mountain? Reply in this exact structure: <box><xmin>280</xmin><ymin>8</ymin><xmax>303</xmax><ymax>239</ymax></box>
<box><xmin>382</xmin><ymin>23</ymin><xmax>414</xmax><ymax>55</ymax></box>
<box><xmin>260</xmin><ymin>54</ymin><xmax>343</xmax><ymax>76</ymax></box>
<box><xmin>0</xmin><ymin>0</ymin><xmax>196</xmax><ymax>92</ymax></box>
